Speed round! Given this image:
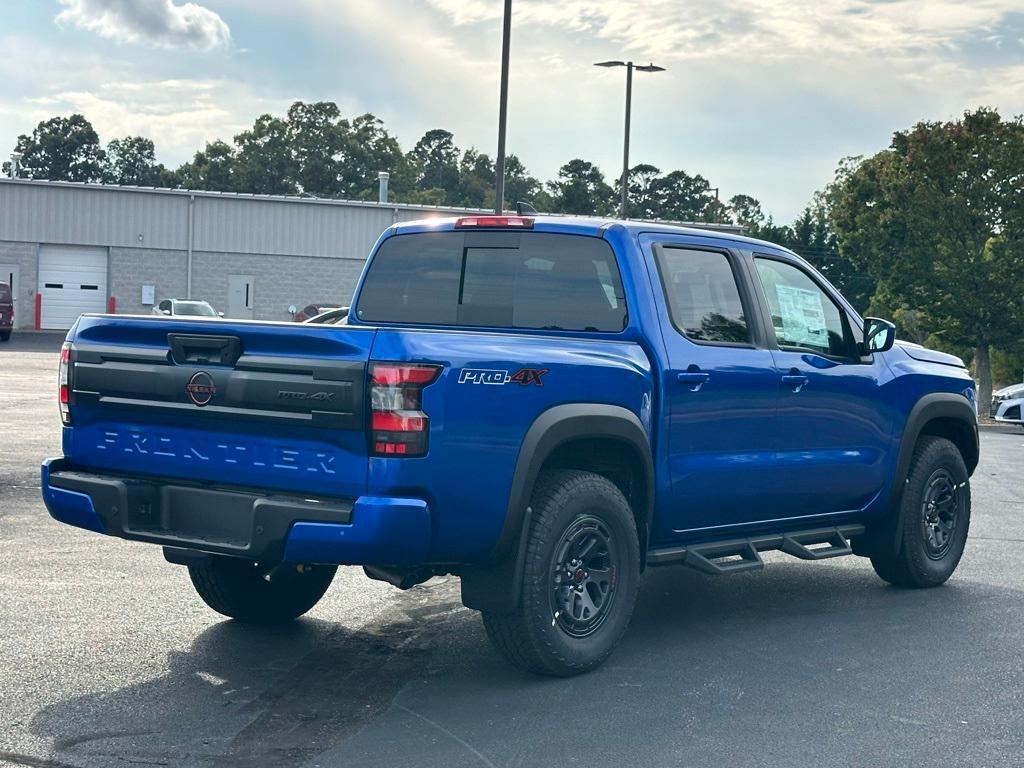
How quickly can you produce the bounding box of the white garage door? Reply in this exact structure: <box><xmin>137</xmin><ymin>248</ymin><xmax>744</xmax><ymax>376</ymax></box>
<box><xmin>38</xmin><ymin>245</ymin><xmax>108</xmax><ymax>330</ymax></box>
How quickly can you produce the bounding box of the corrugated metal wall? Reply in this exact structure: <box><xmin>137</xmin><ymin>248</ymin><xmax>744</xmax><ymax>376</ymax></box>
<box><xmin>0</xmin><ymin>180</ymin><xmax>471</xmax><ymax>260</ymax></box>
<box><xmin>193</xmin><ymin>196</ymin><xmax>400</xmax><ymax>259</ymax></box>
<box><xmin>0</xmin><ymin>181</ymin><xmax>189</xmax><ymax>251</ymax></box>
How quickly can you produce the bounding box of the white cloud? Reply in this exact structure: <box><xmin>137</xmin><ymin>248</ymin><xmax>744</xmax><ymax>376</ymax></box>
<box><xmin>0</xmin><ymin>36</ymin><xmax>284</xmax><ymax>166</ymax></box>
<box><xmin>27</xmin><ymin>79</ymin><xmax>288</xmax><ymax>160</ymax></box>
<box><xmin>423</xmin><ymin>0</ymin><xmax>1022</xmax><ymax>61</ymax></box>
<box><xmin>56</xmin><ymin>0</ymin><xmax>230</xmax><ymax>50</ymax></box>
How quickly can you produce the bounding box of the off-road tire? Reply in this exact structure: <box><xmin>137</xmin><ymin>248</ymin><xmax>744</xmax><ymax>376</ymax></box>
<box><xmin>482</xmin><ymin>470</ymin><xmax>640</xmax><ymax>676</ymax></box>
<box><xmin>188</xmin><ymin>556</ymin><xmax>336</xmax><ymax>623</ymax></box>
<box><xmin>870</xmin><ymin>436</ymin><xmax>970</xmax><ymax>588</ymax></box>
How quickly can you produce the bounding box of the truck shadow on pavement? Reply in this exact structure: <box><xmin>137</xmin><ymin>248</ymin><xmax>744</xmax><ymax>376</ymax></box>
<box><xmin>24</xmin><ymin>562</ymin><xmax>1024</xmax><ymax>768</ymax></box>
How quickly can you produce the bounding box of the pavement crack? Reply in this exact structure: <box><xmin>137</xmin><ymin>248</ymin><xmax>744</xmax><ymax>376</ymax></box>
<box><xmin>53</xmin><ymin>730</ymin><xmax>157</xmax><ymax>750</ymax></box>
<box><xmin>395</xmin><ymin>704</ymin><xmax>499</xmax><ymax>768</ymax></box>
<box><xmin>0</xmin><ymin>751</ymin><xmax>84</xmax><ymax>768</ymax></box>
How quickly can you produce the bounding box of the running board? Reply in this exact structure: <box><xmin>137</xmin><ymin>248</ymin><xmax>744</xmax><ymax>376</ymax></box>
<box><xmin>647</xmin><ymin>524</ymin><xmax>865</xmax><ymax>575</ymax></box>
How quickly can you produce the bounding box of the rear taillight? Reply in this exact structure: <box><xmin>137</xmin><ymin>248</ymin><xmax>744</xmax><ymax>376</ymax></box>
<box><xmin>58</xmin><ymin>341</ymin><xmax>72</xmax><ymax>425</ymax></box>
<box><xmin>370</xmin><ymin>363</ymin><xmax>441</xmax><ymax>457</ymax></box>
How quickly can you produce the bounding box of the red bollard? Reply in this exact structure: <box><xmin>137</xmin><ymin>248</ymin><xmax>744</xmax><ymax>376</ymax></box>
<box><xmin>34</xmin><ymin>293</ymin><xmax>41</xmax><ymax>330</ymax></box>
<box><xmin>107</xmin><ymin>296</ymin><xmax>116</xmax><ymax>314</ymax></box>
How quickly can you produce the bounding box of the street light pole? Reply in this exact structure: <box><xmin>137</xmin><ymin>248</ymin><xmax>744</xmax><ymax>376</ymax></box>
<box><xmin>621</xmin><ymin>63</ymin><xmax>632</xmax><ymax>219</ymax></box>
<box><xmin>595</xmin><ymin>60</ymin><xmax>665</xmax><ymax>219</ymax></box>
<box><xmin>494</xmin><ymin>0</ymin><xmax>513</xmax><ymax>214</ymax></box>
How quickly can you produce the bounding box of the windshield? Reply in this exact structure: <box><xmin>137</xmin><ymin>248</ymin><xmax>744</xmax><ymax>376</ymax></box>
<box><xmin>173</xmin><ymin>301</ymin><xmax>217</xmax><ymax>317</ymax></box>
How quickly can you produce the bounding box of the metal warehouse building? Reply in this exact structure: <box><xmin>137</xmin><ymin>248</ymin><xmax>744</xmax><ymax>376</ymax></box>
<box><xmin>0</xmin><ymin>178</ymin><xmax>739</xmax><ymax>330</ymax></box>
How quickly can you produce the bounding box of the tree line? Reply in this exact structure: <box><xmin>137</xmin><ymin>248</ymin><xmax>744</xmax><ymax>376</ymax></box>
<box><xmin>3</xmin><ymin>103</ymin><xmax>747</xmax><ymax>221</ymax></box>
<box><xmin>5</xmin><ymin>105</ymin><xmax>1023</xmax><ymax>401</ymax></box>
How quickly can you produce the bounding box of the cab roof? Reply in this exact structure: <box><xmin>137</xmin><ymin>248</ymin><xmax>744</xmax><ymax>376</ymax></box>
<box><xmin>388</xmin><ymin>214</ymin><xmax>794</xmax><ymax>255</ymax></box>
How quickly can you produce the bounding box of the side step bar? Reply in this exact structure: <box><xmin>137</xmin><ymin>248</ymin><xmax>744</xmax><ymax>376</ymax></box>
<box><xmin>647</xmin><ymin>524</ymin><xmax>865</xmax><ymax>576</ymax></box>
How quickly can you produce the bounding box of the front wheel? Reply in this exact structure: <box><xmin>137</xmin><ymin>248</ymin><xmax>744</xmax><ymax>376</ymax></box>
<box><xmin>870</xmin><ymin>436</ymin><xmax>970</xmax><ymax>588</ymax></box>
<box><xmin>188</xmin><ymin>556</ymin><xmax>336</xmax><ymax>623</ymax></box>
<box><xmin>482</xmin><ymin>470</ymin><xmax>641</xmax><ymax>676</ymax></box>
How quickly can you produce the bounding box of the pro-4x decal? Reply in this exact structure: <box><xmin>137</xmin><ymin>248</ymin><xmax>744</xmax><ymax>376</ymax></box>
<box><xmin>458</xmin><ymin>367</ymin><xmax>548</xmax><ymax>386</ymax></box>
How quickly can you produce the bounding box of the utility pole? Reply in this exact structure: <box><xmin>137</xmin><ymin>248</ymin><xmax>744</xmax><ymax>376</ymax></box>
<box><xmin>494</xmin><ymin>0</ymin><xmax>512</xmax><ymax>214</ymax></box>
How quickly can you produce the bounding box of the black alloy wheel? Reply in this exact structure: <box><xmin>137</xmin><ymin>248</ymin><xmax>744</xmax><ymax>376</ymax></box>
<box><xmin>550</xmin><ymin>515</ymin><xmax>619</xmax><ymax>638</ymax></box>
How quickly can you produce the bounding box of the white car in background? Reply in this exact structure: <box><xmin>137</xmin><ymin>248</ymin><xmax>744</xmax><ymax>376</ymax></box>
<box><xmin>991</xmin><ymin>382</ymin><xmax>1024</xmax><ymax>428</ymax></box>
<box><xmin>153</xmin><ymin>299</ymin><xmax>223</xmax><ymax>318</ymax></box>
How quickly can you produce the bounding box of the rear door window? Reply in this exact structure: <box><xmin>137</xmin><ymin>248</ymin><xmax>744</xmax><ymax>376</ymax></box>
<box><xmin>356</xmin><ymin>231</ymin><xmax>627</xmax><ymax>332</ymax></box>
<box><xmin>654</xmin><ymin>247</ymin><xmax>751</xmax><ymax>344</ymax></box>
<box><xmin>0</xmin><ymin>283</ymin><xmax>10</xmax><ymax>303</ymax></box>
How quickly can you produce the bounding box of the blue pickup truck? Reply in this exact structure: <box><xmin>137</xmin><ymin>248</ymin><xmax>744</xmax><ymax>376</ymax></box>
<box><xmin>42</xmin><ymin>215</ymin><xmax>979</xmax><ymax>675</ymax></box>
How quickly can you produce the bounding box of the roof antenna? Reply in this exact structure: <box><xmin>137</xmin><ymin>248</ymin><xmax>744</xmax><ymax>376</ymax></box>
<box><xmin>516</xmin><ymin>200</ymin><xmax>538</xmax><ymax>215</ymax></box>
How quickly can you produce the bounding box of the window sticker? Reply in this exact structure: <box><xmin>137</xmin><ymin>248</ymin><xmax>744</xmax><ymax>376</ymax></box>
<box><xmin>775</xmin><ymin>284</ymin><xmax>828</xmax><ymax>347</ymax></box>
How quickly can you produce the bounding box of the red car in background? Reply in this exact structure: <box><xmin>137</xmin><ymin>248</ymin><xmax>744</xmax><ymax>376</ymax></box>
<box><xmin>0</xmin><ymin>282</ymin><xmax>13</xmax><ymax>341</ymax></box>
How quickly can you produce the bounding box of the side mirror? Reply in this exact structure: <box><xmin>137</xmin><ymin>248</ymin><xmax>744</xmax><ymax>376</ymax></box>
<box><xmin>288</xmin><ymin>305</ymin><xmax>297</xmax><ymax>315</ymax></box>
<box><xmin>161</xmin><ymin>309</ymin><xmax>171</xmax><ymax>315</ymax></box>
<box><xmin>863</xmin><ymin>317</ymin><xmax>896</xmax><ymax>354</ymax></box>
<box><xmin>218</xmin><ymin>311</ymin><xmax>224</xmax><ymax>317</ymax></box>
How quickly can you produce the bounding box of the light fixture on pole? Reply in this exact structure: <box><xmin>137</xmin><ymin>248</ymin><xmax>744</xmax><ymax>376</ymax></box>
<box><xmin>594</xmin><ymin>60</ymin><xmax>665</xmax><ymax>218</ymax></box>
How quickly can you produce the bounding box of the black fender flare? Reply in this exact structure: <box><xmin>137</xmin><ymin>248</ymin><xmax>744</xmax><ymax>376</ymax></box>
<box><xmin>460</xmin><ymin>403</ymin><xmax>654</xmax><ymax>614</ymax></box>
<box><xmin>856</xmin><ymin>392</ymin><xmax>978</xmax><ymax>557</ymax></box>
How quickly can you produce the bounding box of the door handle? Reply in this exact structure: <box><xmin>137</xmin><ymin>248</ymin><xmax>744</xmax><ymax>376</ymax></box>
<box><xmin>781</xmin><ymin>371</ymin><xmax>808</xmax><ymax>392</ymax></box>
<box><xmin>677</xmin><ymin>371</ymin><xmax>710</xmax><ymax>391</ymax></box>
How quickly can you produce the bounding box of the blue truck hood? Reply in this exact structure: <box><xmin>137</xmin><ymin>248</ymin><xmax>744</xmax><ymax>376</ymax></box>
<box><xmin>895</xmin><ymin>340</ymin><xmax>965</xmax><ymax>368</ymax></box>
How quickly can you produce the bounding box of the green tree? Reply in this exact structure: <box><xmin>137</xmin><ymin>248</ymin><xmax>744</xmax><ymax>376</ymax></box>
<box><xmin>502</xmin><ymin>154</ymin><xmax>548</xmax><ymax>211</ymax></box>
<box><xmin>5</xmin><ymin>114</ymin><xmax>105</xmax><ymax>182</ymax></box>
<box><xmin>103</xmin><ymin>136</ymin><xmax>178</xmax><ymax>187</ymax></box>
<box><xmin>456</xmin><ymin>148</ymin><xmax>494</xmax><ymax>208</ymax></box>
<box><xmin>624</xmin><ymin>164</ymin><xmax>663</xmax><ymax>218</ymax></box>
<box><xmin>548</xmin><ymin>159</ymin><xmax>615</xmax><ymax>215</ymax></box>
<box><xmin>233</xmin><ymin>114</ymin><xmax>297</xmax><ymax>195</ymax></box>
<box><xmin>727</xmin><ymin>194</ymin><xmax>765</xmax><ymax>231</ymax></box>
<box><xmin>408</xmin><ymin>129</ymin><xmax>461</xmax><ymax>204</ymax></box>
<box><xmin>285</xmin><ymin>101</ymin><xmax>348</xmax><ymax>197</ymax></box>
<box><xmin>828</xmin><ymin>108</ymin><xmax>1024</xmax><ymax>406</ymax></box>
<box><xmin>650</xmin><ymin>170</ymin><xmax>714</xmax><ymax>221</ymax></box>
<box><xmin>345</xmin><ymin>113</ymin><xmax>409</xmax><ymax>200</ymax></box>
<box><xmin>176</xmin><ymin>140</ymin><xmax>238</xmax><ymax>191</ymax></box>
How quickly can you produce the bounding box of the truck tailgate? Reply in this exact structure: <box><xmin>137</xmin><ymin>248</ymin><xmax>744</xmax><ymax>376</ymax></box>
<box><xmin>65</xmin><ymin>315</ymin><xmax>375</xmax><ymax>499</ymax></box>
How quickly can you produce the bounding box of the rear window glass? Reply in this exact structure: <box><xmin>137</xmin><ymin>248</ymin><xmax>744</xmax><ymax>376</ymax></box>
<box><xmin>0</xmin><ymin>283</ymin><xmax>10</xmax><ymax>302</ymax></box>
<box><xmin>356</xmin><ymin>231</ymin><xmax>627</xmax><ymax>332</ymax></box>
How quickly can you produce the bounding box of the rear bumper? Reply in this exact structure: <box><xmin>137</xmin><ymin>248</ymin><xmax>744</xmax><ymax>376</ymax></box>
<box><xmin>40</xmin><ymin>457</ymin><xmax>431</xmax><ymax>565</ymax></box>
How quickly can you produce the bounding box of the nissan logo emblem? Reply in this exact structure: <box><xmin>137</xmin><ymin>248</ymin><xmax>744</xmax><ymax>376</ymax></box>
<box><xmin>186</xmin><ymin>371</ymin><xmax>217</xmax><ymax>406</ymax></box>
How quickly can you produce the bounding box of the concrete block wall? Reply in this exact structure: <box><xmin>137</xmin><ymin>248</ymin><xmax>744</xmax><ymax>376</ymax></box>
<box><xmin>0</xmin><ymin>240</ymin><xmax>38</xmax><ymax>329</ymax></box>
<box><xmin>192</xmin><ymin>251</ymin><xmax>367</xmax><ymax>321</ymax></box>
<box><xmin>108</xmin><ymin>247</ymin><xmax>189</xmax><ymax>317</ymax></box>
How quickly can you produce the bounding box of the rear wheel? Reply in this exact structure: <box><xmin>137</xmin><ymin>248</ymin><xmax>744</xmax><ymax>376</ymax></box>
<box><xmin>870</xmin><ymin>436</ymin><xmax>970</xmax><ymax>588</ymax></box>
<box><xmin>0</xmin><ymin>331</ymin><xmax>10</xmax><ymax>342</ymax></box>
<box><xmin>188</xmin><ymin>556</ymin><xmax>336</xmax><ymax>623</ymax></box>
<box><xmin>482</xmin><ymin>470</ymin><xmax>640</xmax><ymax>676</ymax></box>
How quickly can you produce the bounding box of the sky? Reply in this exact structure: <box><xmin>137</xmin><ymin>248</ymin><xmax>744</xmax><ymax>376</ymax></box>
<box><xmin>1</xmin><ymin>0</ymin><xmax>1023</xmax><ymax>222</ymax></box>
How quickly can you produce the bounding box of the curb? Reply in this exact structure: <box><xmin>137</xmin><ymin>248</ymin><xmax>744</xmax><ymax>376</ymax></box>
<box><xmin>978</xmin><ymin>421</ymin><xmax>1022</xmax><ymax>434</ymax></box>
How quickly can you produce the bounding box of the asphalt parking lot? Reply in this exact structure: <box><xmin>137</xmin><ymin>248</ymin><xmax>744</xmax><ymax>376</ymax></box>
<box><xmin>1</xmin><ymin>332</ymin><xmax>1022</xmax><ymax>768</ymax></box>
